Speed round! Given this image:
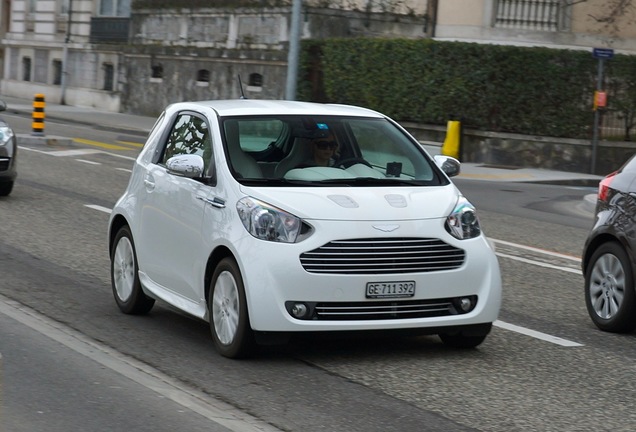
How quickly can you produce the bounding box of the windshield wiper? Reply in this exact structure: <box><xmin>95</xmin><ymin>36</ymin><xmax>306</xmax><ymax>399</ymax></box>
<box><xmin>238</xmin><ymin>178</ymin><xmax>314</xmax><ymax>186</ymax></box>
<box><xmin>319</xmin><ymin>177</ymin><xmax>417</xmax><ymax>186</ymax></box>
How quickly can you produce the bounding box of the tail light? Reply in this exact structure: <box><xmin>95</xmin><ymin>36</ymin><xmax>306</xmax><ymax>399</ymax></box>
<box><xmin>598</xmin><ymin>171</ymin><xmax>617</xmax><ymax>203</ymax></box>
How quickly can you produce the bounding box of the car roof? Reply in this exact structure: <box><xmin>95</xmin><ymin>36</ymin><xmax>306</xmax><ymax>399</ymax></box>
<box><xmin>169</xmin><ymin>99</ymin><xmax>385</xmax><ymax>118</ymax></box>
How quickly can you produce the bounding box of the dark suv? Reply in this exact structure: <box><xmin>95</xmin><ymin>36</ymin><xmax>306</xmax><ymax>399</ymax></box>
<box><xmin>0</xmin><ymin>100</ymin><xmax>17</xmax><ymax>196</ymax></box>
<box><xmin>582</xmin><ymin>154</ymin><xmax>636</xmax><ymax>333</ymax></box>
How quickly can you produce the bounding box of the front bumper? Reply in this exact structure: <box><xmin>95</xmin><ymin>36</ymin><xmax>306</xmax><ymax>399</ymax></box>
<box><xmin>236</xmin><ymin>218</ymin><xmax>502</xmax><ymax>332</ymax></box>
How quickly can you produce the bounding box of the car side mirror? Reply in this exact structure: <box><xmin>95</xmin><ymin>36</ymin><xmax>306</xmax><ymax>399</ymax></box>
<box><xmin>0</xmin><ymin>100</ymin><xmax>7</xmax><ymax>112</ymax></box>
<box><xmin>166</xmin><ymin>154</ymin><xmax>205</xmax><ymax>178</ymax></box>
<box><xmin>434</xmin><ymin>155</ymin><xmax>461</xmax><ymax>178</ymax></box>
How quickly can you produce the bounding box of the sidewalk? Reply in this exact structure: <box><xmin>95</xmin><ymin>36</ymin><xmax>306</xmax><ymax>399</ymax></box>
<box><xmin>2</xmin><ymin>95</ymin><xmax>604</xmax><ymax>187</ymax></box>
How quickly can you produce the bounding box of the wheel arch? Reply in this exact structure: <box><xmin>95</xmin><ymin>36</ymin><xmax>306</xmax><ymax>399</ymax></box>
<box><xmin>204</xmin><ymin>245</ymin><xmax>235</xmax><ymax>305</ymax></box>
<box><xmin>583</xmin><ymin>233</ymin><xmax>636</xmax><ymax>280</ymax></box>
<box><xmin>109</xmin><ymin>215</ymin><xmax>130</xmax><ymax>255</ymax></box>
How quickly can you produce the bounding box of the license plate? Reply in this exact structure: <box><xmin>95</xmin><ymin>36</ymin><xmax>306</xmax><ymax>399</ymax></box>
<box><xmin>365</xmin><ymin>281</ymin><xmax>416</xmax><ymax>299</ymax></box>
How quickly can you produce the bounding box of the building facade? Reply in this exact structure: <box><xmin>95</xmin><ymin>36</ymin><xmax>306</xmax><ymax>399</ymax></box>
<box><xmin>434</xmin><ymin>0</ymin><xmax>636</xmax><ymax>54</ymax></box>
<box><xmin>0</xmin><ymin>0</ymin><xmax>633</xmax><ymax>115</ymax></box>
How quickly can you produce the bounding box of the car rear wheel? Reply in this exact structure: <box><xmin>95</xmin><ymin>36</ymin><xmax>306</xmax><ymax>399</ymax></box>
<box><xmin>0</xmin><ymin>181</ymin><xmax>13</xmax><ymax>196</ymax></box>
<box><xmin>209</xmin><ymin>257</ymin><xmax>255</xmax><ymax>358</ymax></box>
<box><xmin>111</xmin><ymin>226</ymin><xmax>155</xmax><ymax>315</ymax></box>
<box><xmin>585</xmin><ymin>242</ymin><xmax>636</xmax><ymax>332</ymax></box>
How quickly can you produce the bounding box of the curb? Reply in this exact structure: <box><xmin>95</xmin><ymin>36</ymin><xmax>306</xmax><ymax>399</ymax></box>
<box><xmin>17</xmin><ymin>134</ymin><xmax>74</xmax><ymax>147</ymax></box>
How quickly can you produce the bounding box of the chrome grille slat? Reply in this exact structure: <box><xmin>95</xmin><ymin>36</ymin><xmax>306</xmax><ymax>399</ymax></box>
<box><xmin>313</xmin><ymin>299</ymin><xmax>456</xmax><ymax>320</ymax></box>
<box><xmin>300</xmin><ymin>238</ymin><xmax>465</xmax><ymax>275</ymax></box>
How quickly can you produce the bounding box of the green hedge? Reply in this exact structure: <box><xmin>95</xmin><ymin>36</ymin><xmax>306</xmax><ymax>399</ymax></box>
<box><xmin>299</xmin><ymin>38</ymin><xmax>636</xmax><ymax>140</ymax></box>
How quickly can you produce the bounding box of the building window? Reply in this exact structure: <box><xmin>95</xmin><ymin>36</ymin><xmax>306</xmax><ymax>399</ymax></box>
<box><xmin>494</xmin><ymin>0</ymin><xmax>560</xmax><ymax>31</ymax></box>
<box><xmin>151</xmin><ymin>65</ymin><xmax>163</xmax><ymax>79</ymax></box>
<box><xmin>197</xmin><ymin>69</ymin><xmax>210</xmax><ymax>82</ymax></box>
<box><xmin>22</xmin><ymin>57</ymin><xmax>32</xmax><ymax>81</ymax></box>
<box><xmin>99</xmin><ymin>0</ymin><xmax>131</xmax><ymax>17</ymax></box>
<box><xmin>248</xmin><ymin>73</ymin><xmax>263</xmax><ymax>87</ymax></box>
<box><xmin>103</xmin><ymin>63</ymin><xmax>114</xmax><ymax>91</ymax></box>
<box><xmin>52</xmin><ymin>60</ymin><xmax>63</xmax><ymax>85</ymax></box>
<box><xmin>60</xmin><ymin>0</ymin><xmax>70</xmax><ymax>14</ymax></box>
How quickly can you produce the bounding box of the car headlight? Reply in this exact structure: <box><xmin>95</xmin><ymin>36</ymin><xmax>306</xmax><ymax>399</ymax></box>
<box><xmin>445</xmin><ymin>195</ymin><xmax>481</xmax><ymax>240</ymax></box>
<box><xmin>0</xmin><ymin>126</ymin><xmax>14</xmax><ymax>146</ymax></box>
<box><xmin>237</xmin><ymin>197</ymin><xmax>302</xmax><ymax>243</ymax></box>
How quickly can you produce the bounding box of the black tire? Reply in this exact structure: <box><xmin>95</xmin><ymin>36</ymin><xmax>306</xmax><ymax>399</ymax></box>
<box><xmin>439</xmin><ymin>324</ymin><xmax>491</xmax><ymax>348</ymax></box>
<box><xmin>208</xmin><ymin>257</ymin><xmax>256</xmax><ymax>358</ymax></box>
<box><xmin>0</xmin><ymin>181</ymin><xmax>13</xmax><ymax>196</ymax></box>
<box><xmin>585</xmin><ymin>242</ymin><xmax>636</xmax><ymax>333</ymax></box>
<box><xmin>110</xmin><ymin>226</ymin><xmax>155</xmax><ymax>315</ymax></box>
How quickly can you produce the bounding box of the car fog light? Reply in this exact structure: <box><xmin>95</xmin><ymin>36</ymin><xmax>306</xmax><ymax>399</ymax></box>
<box><xmin>459</xmin><ymin>297</ymin><xmax>473</xmax><ymax>312</ymax></box>
<box><xmin>291</xmin><ymin>303</ymin><xmax>308</xmax><ymax>318</ymax></box>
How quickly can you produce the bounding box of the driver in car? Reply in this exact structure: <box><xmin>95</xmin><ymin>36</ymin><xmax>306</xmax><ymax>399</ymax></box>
<box><xmin>302</xmin><ymin>135</ymin><xmax>339</xmax><ymax>167</ymax></box>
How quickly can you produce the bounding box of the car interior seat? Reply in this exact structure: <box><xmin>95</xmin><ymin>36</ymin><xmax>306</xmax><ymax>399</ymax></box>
<box><xmin>274</xmin><ymin>137</ymin><xmax>312</xmax><ymax>177</ymax></box>
<box><xmin>224</xmin><ymin>120</ymin><xmax>263</xmax><ymax>178</ymax></box>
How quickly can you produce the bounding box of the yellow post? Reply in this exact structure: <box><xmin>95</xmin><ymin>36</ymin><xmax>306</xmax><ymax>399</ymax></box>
<box><xmin>32</xmin><ymin>94</ymin><xmax>46</xmax><ymax>136</ymax></box>
<box><xmin>441</xmin><ymin>120</ymin><xmax>461</xmax><ymax>159</ymax></box>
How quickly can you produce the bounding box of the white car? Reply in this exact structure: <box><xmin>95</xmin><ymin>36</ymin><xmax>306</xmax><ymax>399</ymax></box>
<box><xmin>109</xmin><ymin>99</ymin><xmax>502</xmax><ymax>358</ymax></box>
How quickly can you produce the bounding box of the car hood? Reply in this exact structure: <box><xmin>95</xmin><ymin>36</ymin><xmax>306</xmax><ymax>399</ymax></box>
<box><xmin>240</xmin><ymin>185</ymin><xmax>460</xmax><ymax>221</ymax></box>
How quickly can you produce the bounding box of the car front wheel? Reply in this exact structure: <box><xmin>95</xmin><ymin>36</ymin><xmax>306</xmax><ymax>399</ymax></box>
<box><xmin>0</xmin><ymin>181</ymin><xmax>13</xmax><ymax>196</ymax></box>
<box><xmin>111</xmin><ymin>226</ymin><xmax>155</xmax><ymax>315</ymax></box>
<box><xmin>209</xmin><ymin>257</ymin><xmax>255</xmax><ymax>358</ymax></box>
<box><xmin>585</xmin><ymin>242</ymin><xmax>636</xmax><ymax>332</ymax></box>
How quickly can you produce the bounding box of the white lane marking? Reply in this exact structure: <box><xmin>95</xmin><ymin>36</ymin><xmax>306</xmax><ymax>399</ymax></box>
<box><xmin>494</xmin><ymin>320</ymin><xmax>583</xmax><ymax>347</ymax></box>
<box><xmin>18</xmin><ymin>146</ymin><xmax>49</xmax><ymax>154</ymax></box>
<box><xmin>491</xmin><ymin>238</ymin><xmax>581</xmax><ymax>261</ymax></box>
<box><xmin>19</xmin><ymin>145</ymin><xmax>136</xmax><ymax>162</ymax></box>
<box><xmin>48</xmin><ymin>149</ymin><xmax>103</xmax><ymax>157</ymax></box>
<box><xmin>0</xmin><ymin>295</ymin><xmax>282</xmax><ymax>432</ymax></box>
<box><xmin>495</xmin><ymin>252</ymin><xmax>581</xmax><ymax>275</ymax></box>
<box><xmin>116</xmin><ymin>167</ymin><xmax>133</xmax><ymax>173</ymax></box>
<box><xmin>84</xmin><ymin>204</ymin><xmax>112</xmax><ymax>214</ymax></box>
<box><xmin>75</xmin><ymin>159</ymin><xmax>101</xmax><ymax>165</ymax></box>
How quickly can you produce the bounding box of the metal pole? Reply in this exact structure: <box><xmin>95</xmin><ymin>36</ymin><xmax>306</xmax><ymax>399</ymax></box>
<box><xmin>591</xmin><ymin>58</ymin><xmax>604</xmax><ymax>175</ymax></box>
<box><xmin>60</xmin><ymin>0</ymin><xmax>72</xmax><ymax>105</ymax></box>
<box><xmin>285</xmin><ymin>0</ymin><xmax>302</xmax><ymax>100</ymax></box>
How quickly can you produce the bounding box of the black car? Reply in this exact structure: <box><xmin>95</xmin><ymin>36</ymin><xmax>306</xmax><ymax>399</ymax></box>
<box><xmin>0</xmin><ymin>100</ymin><xmax>17</xmax><ymax>196</ymax></box>
<box><xmin>582</xmin><ymin>155</ymin><xmax>636</xmax><ymax>332</ymax></box>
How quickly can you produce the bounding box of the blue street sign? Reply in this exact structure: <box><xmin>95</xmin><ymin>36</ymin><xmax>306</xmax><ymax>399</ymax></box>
<box><xmin>593</xmin><ymin>48</ymin><xmax>614</xmax><ymax>59</ymax></box>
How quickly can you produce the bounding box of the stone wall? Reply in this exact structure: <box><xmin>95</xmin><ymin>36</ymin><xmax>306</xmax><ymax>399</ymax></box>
<box><xmin>121</xmin><ymin>47</ymin><xmax>288</xmax><ymax>117</ymax></box>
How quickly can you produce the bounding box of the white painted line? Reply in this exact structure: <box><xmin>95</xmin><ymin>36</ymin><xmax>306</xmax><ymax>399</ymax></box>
<box><xmin>75</xmin><ymin>159</ymin><xmax>101</xmax><ymax>165</ymax></box>
<box><xmin>85</xmin><ymin>204</ymin><xmax>112</xmax><ymax>214</ymax></box>
<box><xmin>491</xmin><ymin>238</ymin><xmax>581</xmax><ymax>261</ymax></box>
<box><xmin>0</xmin><ymin>295</ymin><xmax>282</xmax><ymax>432</ymax></box>
<box><xmin>102</xmin><ymin>151</ymin><xmax>136</xmax><ymax>161</ymax></box>
<box><xmin>116</xmin><ymin>167</ymin><xmax>133</xmax><ymax>173</ymax></box>
<box><xmin>18</xmin><ymin>146</ymin><xmax>49</xmax><ymax>154</ymax></box>
<box><xmin>494</xmin><ymin>320</ymin><xmax>583</xmax><ymax>347</ymax></box>
<box><xmin>495</xmin><ymin>252</ymin><xmax>581</xmax><ymax>275</ymax></box>
<box><xmin>48</xmin><ymin>149</ymin><xmax>102</xmax><ymax>157</ymax></box>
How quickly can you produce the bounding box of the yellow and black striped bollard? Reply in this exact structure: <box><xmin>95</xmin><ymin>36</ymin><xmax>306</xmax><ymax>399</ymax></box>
<box><xmin>32</xmin><ymin>94</ymin><xmax>45</xmax><ymax>136</ymax></box>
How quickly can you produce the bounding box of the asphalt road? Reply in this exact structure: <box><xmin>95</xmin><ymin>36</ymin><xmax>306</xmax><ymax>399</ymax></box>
<box><xmin>1</xmin><ymin>112</ymin><xmax>635</xmax><ymax>431</ymax></box>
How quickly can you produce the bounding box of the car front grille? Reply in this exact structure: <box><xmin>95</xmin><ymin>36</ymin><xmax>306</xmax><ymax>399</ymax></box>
<box><xmin>314</xmin><ymin>298</ymin><xmax>456</xmax><ymax>320</ymax></box>
<box><xmin>299</xmin><ymin>238</ymin><xmax>466</xmax><ymax>274</ymax></box>
<box><xmin>0</xmin><ymin>159</ymin><xmax>9</xmax><ymax>171</ymax></box>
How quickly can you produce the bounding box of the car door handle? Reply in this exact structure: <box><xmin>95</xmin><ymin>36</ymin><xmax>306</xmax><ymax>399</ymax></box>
<box><xmin>197</xmin><ymin>196</ymin><xmax>226</xmax><ymax>209</ymax></box>
<box><xmin>144</xmin><ymin>174</ymin><xmax>155</xmax><ymax>191</ymax></box>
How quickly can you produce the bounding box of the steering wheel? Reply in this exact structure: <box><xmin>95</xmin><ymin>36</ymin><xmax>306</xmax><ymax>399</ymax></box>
<box><xmin>337</xmin><ymin>157</ymin><xmax>373</xmax><ymax>169</ymax></box>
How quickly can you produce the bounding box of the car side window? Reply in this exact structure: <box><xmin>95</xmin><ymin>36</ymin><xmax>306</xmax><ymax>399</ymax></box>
<box><xmin>161</xmin><ymin>113</ymin><xmax>213</xmax><ymax>175</ymax></box>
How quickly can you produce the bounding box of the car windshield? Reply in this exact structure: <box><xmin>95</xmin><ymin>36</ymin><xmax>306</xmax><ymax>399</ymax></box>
<box><xmin>221</xmin><ymin>115</ymin><xmax>447</xmax><ymax>187</ymax></box>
